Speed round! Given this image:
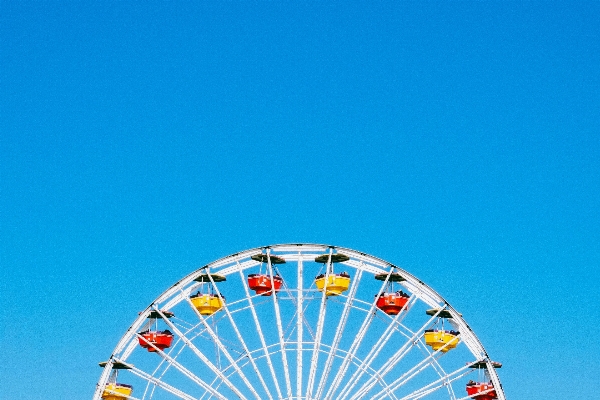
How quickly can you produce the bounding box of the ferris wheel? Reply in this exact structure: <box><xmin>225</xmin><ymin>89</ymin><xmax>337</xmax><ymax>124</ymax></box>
<box><xmin>95</xmin><ymin>244</ymin><xmax>505</xmax><ymax>400</ymax></box>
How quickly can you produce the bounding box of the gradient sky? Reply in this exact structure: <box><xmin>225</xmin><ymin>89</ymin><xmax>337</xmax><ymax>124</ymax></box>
<box><xmin>1</xmin><ymin>2</ymin><xmax>599</xmax><ymax>399</ymax></box>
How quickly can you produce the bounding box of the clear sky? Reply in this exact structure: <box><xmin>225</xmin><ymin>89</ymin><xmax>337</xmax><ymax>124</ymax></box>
<box><xmin>1</xmin><ymin>1</ymin><xmax>599</xmax><ymax>399</ymax></box>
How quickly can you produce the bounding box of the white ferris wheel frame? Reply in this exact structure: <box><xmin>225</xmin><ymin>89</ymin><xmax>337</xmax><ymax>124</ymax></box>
<box><xmin>94</xmin><ymin>243</ymin><xmax>506</xmax><ymax>400</ymax></box>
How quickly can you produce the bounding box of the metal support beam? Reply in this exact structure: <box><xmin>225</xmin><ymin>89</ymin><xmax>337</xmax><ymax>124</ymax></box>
<box><xmin>338</xmin><ymin>295</ymin><xmax>417</xmax><ymax>400</ymax></box>
<box><xmin>185</xmin><ymin>295</ymin><xmax>262</xmax><ymax>400</ymax></box>
<box><xmin>326</xmin><ymin>267</ymin><xmax>395</xmax><ymax>400</ymax></box>
<box><xmin>136</xmin><ymin>333</ymin><xmax>227</xmax><ymax>400</ymax></box>
<box><xmin>154</xmin><ymin>307</ymin><xmax>248</xmax><ymax>400</ymax></box>
<box><xmin>267</xmin><ymin>248</ymin><xmax>293</xmax><ymax>399</ymax></box>
<box><xmin>314</xmin><ymin>267</ymin><xmax>364</xmax><ymax>399</ymax></box>
<box><xmin>207</xmin><ymin>273</ymin><xmax>274</xmax><ymax>400</ymax></box>
<box><xmin>347</xmin><ymin>308</ymin><xmax>447</xmax><ymax>400</ymax></box>
<box><xmin>296</xmin><ymin>252</ymin><xmax>304</xmax><ymax>399</ymax></box>
<box><xmin>305</xmin><ymin>247</ymin><xmax>332</xmax><ymax>399</ymax></box>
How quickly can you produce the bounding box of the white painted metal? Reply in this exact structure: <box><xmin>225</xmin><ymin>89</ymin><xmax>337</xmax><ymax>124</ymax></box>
<box><xmin>95</xmin><ymin>243</ymin><xmax>506</xmax><ymax>400</ymax></box>
<box><xmin>154</xmin><ymin>307</ymin><xmax>248</xmax><ymax>400</ymax></box>
<box><xmin>267</xmin><ymin>248</ymin><xmax>293</xmax><ymax>399</ymax></box>
<box><xmin>397</xmin><ymin>363</ymin><xmax>475</xmax><ymax>400</ymax></box>
<box><xmin>296</xmin><ymin>253</ymin><xmax>304</xmax><ymax>399</ymax></box>
<box><xmin>368</xmin><ymin>337</ymin><xmax>461</xmax><ymax>400</ymax></box>
<box><xmin>123</xmin><ymin>361</ymin><xmax>197</xmax><ymax>400</ymax></box>
<box><xmin>185</xmin><ymin>295</ymin><xmax>262</xmax><ymax>400</ymax></box>
<box><xmin>324</xmin><ymin>268</ymin><xmax>396</xmax><ymax>400</ymax></box>
<box><xmin>305</xmin><ymin>248</ymin><xmax>332</xmax><ymax>400</ymax></box>
<box><xmin>237</xmin><ymin>264</ymin><xmax>284</xmax><ymax>400</ymax></box>
<box><xmin>135</xmin><ymin>333</ymin><xmax>227</xmax><ymax>400</ymax></box>
<box><xmin>337</xmin><ymin>294</ymin><xmax>417</xmax><ymax>400</ymax></box>
<box><xmin>313</xmin><ymin>266</ymin><xmax>363</xmax><ymax>400</ymax></box>
<box><xmin>346</xmin><ymin>309</ymin><xmax>448</xmax><ymax>400</ymax></box>
<box><xmin>207</xmin><ymin>272</ymin><xmax>274</xmax><ymax>400</ymax></box>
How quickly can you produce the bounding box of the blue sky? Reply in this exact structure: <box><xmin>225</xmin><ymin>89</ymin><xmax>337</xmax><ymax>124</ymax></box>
<box><xmin>1</xmin><ymin>1</ymin><xmax>599</xmax><ymax>399</ymax></box>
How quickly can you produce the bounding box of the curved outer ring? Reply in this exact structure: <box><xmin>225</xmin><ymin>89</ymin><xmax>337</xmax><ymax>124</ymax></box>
<box><xmin>94</xmin><ymin>243</ymin><xmax>505</xmax><ymax>400</ymax></box>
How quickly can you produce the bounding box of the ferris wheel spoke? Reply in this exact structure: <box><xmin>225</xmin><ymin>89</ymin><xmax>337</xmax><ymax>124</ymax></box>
<box><xmin>314</xmin><ymin>266</ymin><xmax>364</xmax><ymax>399</ymax></box>
<box><xmin>370</xmin><ymin>349</ymin><xmax>448</xmax><ymax>400</ymax></box>
<box><xmin>199</xmin><ymin>358</ymin><xmax>255</xmax><ymax>400</ymax></box>
<box><xmin>337</xmin><ymin>294</ymin><xmax>417</xmax><ymax>400</ymax></box>
<box><xmin>397</xmin><ymin>363</ymin><xmax>475</xmax><ymax>400</ymax></box>
<box><xmin>385</xmin><ymin>319</ymin><xmax>451</xmax><ymax>385</ymax></box>
<box><xmin>154</xmin><ymin>307</ymin><xmax>249</xmax><ymax>400</ymax></box>
<box><xmin>118</xmin><ymin>359</ymin><xmax>198</xmax><ymax>400</ymax></box>
<box><xmin>236</xmin><ymin>264</ymin><xmax>284</xmax><ymax>400</ymax></box>
<box><xmin>427</xmin><ymin>353</ymin><xmax>457</xmax><ymax>399</ymax></box>
<box><xmin>266</xmin><ymin>249</ymin><xmax>293</xmax><ymax>399</ymax></box>
<box><xmin>341</xmin><ymin>268</ymin><xmax>402</xmax><ymax>400</ymax></box>
<box><xmin>325</xmin><ymin>266</ymin><xmax>395</xmax><ymax>400</ymax></box>
<box><xmin>323</xmin><ymin>311</ymin><xmax>375</xmax><ymax>400</ymax></box>
<box><xmin>298</xmin><ymin>293</ymin><xmax>318</xmax><ymax>341</ymax></box>
<box><xmin>305</xmin><ymin>248</ymin><xmax>333</xmax><ymax>400</ymax></box>
<box><xmin>296</xmin><ymin>253</ymin><xmax>304</xmax><ymax>398</ymax></box>
<box><xmin>348</xmin><ymin>308</ymin><xmax>449</xmax><ymax>400</ymax></box>
<box><xmin>145</xmin><ymin>336</ymin><xmax>194</xmax><ymax>400</ymax></box>
<box><xmin>207</xmin><ymin>273</ymin><xmax>274</xmax><ymax>400</ymax></box>
<box><xmin>185</xmin><ymin>297</ymin><xmax>262</xmax><ymax>400</ymax></box>
<box><xmin>200</xmin><ymin>349</ymin><xmax>261</xmax><ymax>400</ymax></box>
<box><xmin>135</xmin><ymin>333</ymin><xmax>228</xmax><ymax>400</ymax></box>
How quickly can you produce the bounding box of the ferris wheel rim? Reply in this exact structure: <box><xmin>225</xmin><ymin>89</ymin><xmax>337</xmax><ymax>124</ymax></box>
<box><xmin>95</xmin><ymin>243</ymin><xmax>505</xmax><ymax>400</ymax></box>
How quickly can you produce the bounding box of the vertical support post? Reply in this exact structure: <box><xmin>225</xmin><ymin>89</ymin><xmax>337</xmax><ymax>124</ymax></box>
<box><xmin>327</xmin><ymin>267</ymin><xmax>394</xmax><ymax>400</ymax></box>
<box><xmin>267</xmin><ymin>248</ymin><xmax>293</xmax><ymax>399</ymax></box>
<box><xmin>154</xmin><ymin>307</ymin><xmax>248</xmax><ymax>400</ymax></box>
<box><xmin>337</xmin><ymin>295</ymin><xmax>417</xmax><ymax>399</ymax></box>
<box><xmin>237</xmin><ymin>264</ymin><xmax>283</xmax><ymax>400</ymax></box>
<box><xmin>314</xmin><ymin>267</ymin><xmax>363</xmax><ymax>400</ymax></box>
<box><xmin>207</xmin><ymin>273</ymin><xmax>273</xmax><ymax>400</ymax></box>
<box><xmin>306</xmin><ymin>247</ymin><xmax>333</xmax><ymax>399</ymax></box>
<box><xmin>296</xmin><ymin>251</ymin><xmax>304</xmax><ymax>399</ymax></box>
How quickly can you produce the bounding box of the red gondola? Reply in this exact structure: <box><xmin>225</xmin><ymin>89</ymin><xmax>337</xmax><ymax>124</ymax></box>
<box><xmin>376</xmin><ymin>291</ymin><xmax>410</xmax><ymax>315</ymax></box>
<box><xmin>466</xmin><ymin>381</ymin><xmax>497</xmax><ymax>400</ymax></box>
<box><xmin>247</xmin><ymin>274</ymin><xmax>283</xmax><ymax>296</ymax></box>
<box><xmin>138</xmin><ymin>330</ymin><xmax>174</xmax><ymax>352</ymax></box>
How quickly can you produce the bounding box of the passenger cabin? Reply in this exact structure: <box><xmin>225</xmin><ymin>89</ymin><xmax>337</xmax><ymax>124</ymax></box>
<box><xmin>102</xmin><ymin>383</ymin><xmax>132</xmax><ymax>400</ymax></box>
<box><xmin>137</xmin><ymin>309</ymin><xmax>175</xmax><ymax>352</ymax></box>
<box><xmin>138</xmin><ymin>330</ymin><xmax>174</xmax><ymax>352</ymax></box>
<box><xmin>190</xmin><ymin>273</ymin><xmax>226</xmax><ymax>315</ymax></box>
<box><xmin>466</xmin><ymin>381</ymin><xmax>497</xmax><ymax>400</ymax></box>
<box><xmin>248</xmin><ymin>274</ymin><xmax>283</xmax><ymax>296</ymax></box>
<box><xmin>376</xmin><ymin>291</ymin><xmax>409</xmax><ymax>315</ymax></box>
<box><xmin>424</xmin><ymin>329</ymin><xmax>460</xmax><ymax>352</ymax></box>
<box><xmin>466</xmin><ymin>361</ymin><xmax>502</xmax><ymax>399</ymax></box>
<box><xmin>315</xmin><ymin>272</ymin><xmax>350</xmax><ymax>296</ymax></box>
<box><xmin>190</xmin><ymin>293</ymin><xmax>225</xmax><ymax>315</ymax></box>
<box><xmin>314</xmin><ymin>252</ymin><xmax>351</xmax><ymax>296</ymax></box>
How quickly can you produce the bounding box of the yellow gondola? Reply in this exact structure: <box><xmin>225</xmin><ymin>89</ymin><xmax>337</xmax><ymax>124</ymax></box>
<box><xmin>190</xmin><ymin>294</ymin><xmax>224</xmax><ymax>315</ymax></box>
<box><xmin>424</xmin><ymin>329</ymin><xmax>460</xmax><ymax>352</ymax></box>
<box><xmin>315</xmin><ymin>273</ymin><xmax>351</xmax><ymax>296</ymax></box>
<box><xmin>102</xmin><ymin>383</ymin><xmax>132</xmax><ymax>400</ymax></box>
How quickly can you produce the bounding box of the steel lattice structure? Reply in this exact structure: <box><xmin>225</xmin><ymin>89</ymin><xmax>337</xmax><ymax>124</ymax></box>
<box><xmin>95</xmin><ymin>244</ymin><xmax>505</xmax><ymax>400</ymax></box>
